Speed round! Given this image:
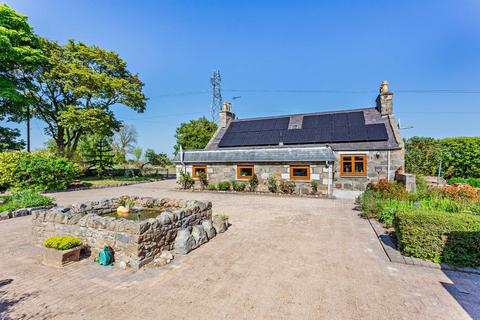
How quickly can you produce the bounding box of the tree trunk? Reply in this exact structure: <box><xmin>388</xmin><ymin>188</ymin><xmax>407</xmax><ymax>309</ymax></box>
<box><xmin>56</xmin><ymin>126</ymin><xmax>66</xmax><ymax>157</ymax></box>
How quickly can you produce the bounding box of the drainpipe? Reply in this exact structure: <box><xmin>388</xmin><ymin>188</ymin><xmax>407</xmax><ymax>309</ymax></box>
<box><xmin>180</xmin><ymin>145</ymin><xmax>186</xmax><ymax>175</ymax></box>
<box><xmin>387</xmin><ymin>151</ymin><xmax>391</xmax><ymax>181</ymax></box>
<box><xmin>327</xmin><ymin>161</ymin><xmax>333</xmax><ymax>197</ymax></box>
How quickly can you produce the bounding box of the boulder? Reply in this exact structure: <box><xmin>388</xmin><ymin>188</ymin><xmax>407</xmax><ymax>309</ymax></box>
<box><xmin>157</xmin><ymin>212</ymin><xmax>171</xmax><ymax>225</ymax></box>
<box><xmin>174</xmin><ymin>229</ymin><xmax>196</xmax><ymax>254</ymax></box>
<box><xmin>0</xmin><ymin>211</ymin><xmax>10</xmax><ymax>220</ymax></box>
<box><xmin>212</xmin><ymin>215</ymin><xmax>227</xmax><ymax>234</ymax></box>
<box><xmin>201</xmin><ymin>219</ymin><xmax>216</xmax><ymax>239</ymax></box>
<box><xmin>191</xmin><ymin>225</ymin><xmax>208</xmax><ymax>247</ymax></box>
<box><xmin>12</xmin><ymin>208</ymin><xmax>30</xmax><ymax>218</ymax></box>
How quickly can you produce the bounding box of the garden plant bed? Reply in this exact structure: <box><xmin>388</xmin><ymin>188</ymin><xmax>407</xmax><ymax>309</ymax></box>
<box><xmin>32</xmin><ymin>196</ymin><xmax>227</xmax><ymax>269</ymax></box>
<box><xmin>176</xmin><ymin>188</ymin><xmax>333</xmax><ymax>199</ymax></box>
<box><xmin>44</xmin><ymin>178</ymin><xmax>165</xmax><ymax>194</ymax></box>
<box><xmin>357</xmin><ymin>179</ymin><xmax>480</xmax><ymax>274</ymax></box>
<box><xmin>368</xmin><ymin>216</ymin><xmax>480</xmax><ymax>275</ymax></box>
<box><xmin>0</xmin><ymin>191</ymin><xmax>55</xmax><ymax>221</ymax></box>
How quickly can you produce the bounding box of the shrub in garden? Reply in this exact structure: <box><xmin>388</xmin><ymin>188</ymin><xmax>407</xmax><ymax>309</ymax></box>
<box><xmin>266</xmin><ymin>176</ymin><xmax>278</xmax><ymax>193</ymax></box>
<box><xmin>178</xmin><ymin>171</ymin><xmax>195</xmax><ymax>189</ymax></box>
<box><xmin>279</xmin><ymin>180</ymin><xmax>296</xmax><ymax>194</ymax></box>
<box><xmin>217</xmin><ymin>181</ymin><xmax>231</xmax><ymax>191</ymax></box>
<box><xmin>441</xmin><ymin>184</ymin><xmax>480</xmax><ymax>201</ymax></box>
<box><xmin>366</xmin><ymin>179</ymin><xmax>408</xmax><ymax>200</ymax></box>
<box><xmin>378</xmin><ymin>206</ymin><xmax>396</xmax><ymax>228</ymax></box>
<box><xmin>355</xmin><ymin>189</ymin><xmax>381</xmax><ymax>218</ymax></box>
<box><xmin>0</xmin><ymin>151</ymin><xmax>31</xmax><ymax>190</ymax></box>
<box><xmin>13</xmin><ymin>154</ymin><xmax>79</xmax><ymax>191</ymax></box>
<box><xmin>198</xmin><ymin>172</ymin><xmax>208</xmax><ymax>190</ymax></box>
<box><xmin>44</xmin><ymin>236</ymin><xmax>82</xmax><ymax>250</ymax></box>
<box><xmin>230</xmin><ymin>180</ymin><xmax>238</xmax><ymax>191</ymax></box>
<box><xmin>207</xmin><ymin>183</ymin><xmax>217</xmax><ymax>191</ymax></box>
<box><xmin>394</xmin><ymin>209</ymin><xmax>480</xmax><ymax>267</ymax></box>
<box><xmin>248</xmin><ymin>174</ymin><xmax>259</xmax><ymax>191</ymax></box>
<box><xmin>233</xmin><ymin>182</ymin><xmax>246</xmax><ymax>192</ymax></box>
<box><xmin>448</xmin><ymin>177</ymin><xmax>480</xmax><ymax>188</ymax></box>
<box><xmin>310</xmin><ymin>180</ymin><xmax>318</xmax><ymax>193</ymax></box>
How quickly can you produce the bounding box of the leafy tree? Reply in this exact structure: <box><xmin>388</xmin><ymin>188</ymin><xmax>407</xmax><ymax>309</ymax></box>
<box><xmin>112</xmin><ymin>124</ymin><xmax>138</xmax><ymax>163</ymax></box>
<box><xmin>81</xmin><ymin>134</ymin><xmax>114</xmax><ymax>175</ymax></box>
<box><xmin>133</xmin><ymin>147</ymin><xmax>142</xmax><ymax>162</ymax></box>
<box><xmin>174</xmin><ymin>117</ymin><xmax>218</xmax><ymax>155</ymax></box>
<box><xmin>144</xmin><ymin>148</ymin><xmax>172</xmax><ymax>167</ymax></box>
<box><xmin>0</xmin><ymin>5</ymin><xmax>44</xmax><ymax>147</ymax></box>
<box><xmin>0</xmin><ymin>127</ymin><xmax>25</xmax><ymax>151</ymax></box>
<box><xmin>24</xmin><ymin>38</ymin><xmax>146</xmax><ymax>158</ymax></box>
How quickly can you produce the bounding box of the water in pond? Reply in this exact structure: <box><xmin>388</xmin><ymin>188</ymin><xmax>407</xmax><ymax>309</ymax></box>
<box><xmin>105</xmin><ymin>209</ymin><xmax>164</xmax><ymax>221</ymax></box>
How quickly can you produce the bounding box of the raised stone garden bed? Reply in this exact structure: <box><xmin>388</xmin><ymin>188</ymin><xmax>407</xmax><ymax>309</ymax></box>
<box><xmin>42</xmin><ymin>245</ymin><xmax>82</xmax><ymax>267</ymax></box>
<box><xmin>177</xmin><ymin>188</ymin><xmax>332</xmax><ymax>199</ymax></box>
<box><xmin>0</xmin><ymin>205</ymin><xmax>54</xmax><ymax>221</ymax></box>
<box><xmin>32</xmin><ymin>196</ymin><xmax>226</xmax><ymax>269</ymax></box>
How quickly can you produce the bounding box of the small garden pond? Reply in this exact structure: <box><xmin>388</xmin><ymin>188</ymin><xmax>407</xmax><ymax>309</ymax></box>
<box><xmin>104</xmin><ymin>209</ymin><xmax>164</xmax><ymax>221</ymax></box>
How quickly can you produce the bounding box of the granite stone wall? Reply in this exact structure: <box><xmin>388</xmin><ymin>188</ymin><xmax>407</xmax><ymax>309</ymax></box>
<box><xmin>176</xmin><ymin>148</ymin><xmax>404</xmax><ymax>192</ymax></box>
<box><xmin>32</xmin><ymin>197</ymin><xmax>212</xmax><ymax>269</ymax></box>
<box><xmin>333</xmin><ymin>149</ymin><xmax>405</xmax><ymax>190</ymax></box>
<box><xmin>177</xmin><ymin>162</ymin><xmax>330</xmax><ymax>195</ymax></box>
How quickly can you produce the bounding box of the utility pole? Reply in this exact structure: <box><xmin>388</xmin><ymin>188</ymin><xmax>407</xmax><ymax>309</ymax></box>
<box><xmin>210</xmin><ymin>70</ymin><xmax>222</xmax><ymax>124</ymax></box>
<box><xmin>26</xmin><ymin>105</ymin><xmax>31</xmax><ymax>152</ymax></box>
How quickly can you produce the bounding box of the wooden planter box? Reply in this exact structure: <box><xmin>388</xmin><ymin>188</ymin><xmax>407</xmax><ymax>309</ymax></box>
<box><xmin>42</xmin><ymin>246</ymin><xmax>82</xmax><ymax>267</ymax></box>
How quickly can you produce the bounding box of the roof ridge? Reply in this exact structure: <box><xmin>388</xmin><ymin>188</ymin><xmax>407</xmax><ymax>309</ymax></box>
<box><xmin>232</xmin><ymin>107</ymin><xmax>376</xmax><ymax>122</ymax></box>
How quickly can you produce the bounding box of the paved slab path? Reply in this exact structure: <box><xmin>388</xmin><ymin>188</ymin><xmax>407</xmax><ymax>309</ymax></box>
<box><xmin>1</xmin><ymin>180</ymin><xmax>479</xmax><ymax>319</ymax></box>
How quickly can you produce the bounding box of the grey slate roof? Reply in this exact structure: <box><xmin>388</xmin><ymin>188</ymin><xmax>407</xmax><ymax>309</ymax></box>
<box><xmin>206</xmin><ymin>108</ymin><xmax>402</xmax><ymax>151</ymax></box>
<box><xmin>174</xmin><ymin>146</ymin><xmax>336</xmax><ymax>164</ymax></box>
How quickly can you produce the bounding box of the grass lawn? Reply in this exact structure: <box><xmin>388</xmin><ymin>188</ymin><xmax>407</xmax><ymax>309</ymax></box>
<box><xmin>78</xmin><ymin>175</ymin><xmax>163</xmax><ymax>187</ymax></box>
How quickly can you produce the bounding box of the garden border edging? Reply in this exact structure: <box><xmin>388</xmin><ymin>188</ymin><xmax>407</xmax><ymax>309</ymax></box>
<box><xmin>368</xmin><ymin>216</ymin><xmax>480</xmax><ymax>275</ymax></box>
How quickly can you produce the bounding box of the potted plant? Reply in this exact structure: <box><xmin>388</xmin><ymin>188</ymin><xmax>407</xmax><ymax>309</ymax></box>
<box><xmin>42</xmin><ymin>236</ymin><xmax>82</xmax><ymax>267</ymax></box>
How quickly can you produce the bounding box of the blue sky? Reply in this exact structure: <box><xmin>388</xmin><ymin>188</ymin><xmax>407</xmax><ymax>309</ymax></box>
<box><xmin>3</xmin><ymin>0</ymin><xmax>480</xmax><ymax>156</ymax></box>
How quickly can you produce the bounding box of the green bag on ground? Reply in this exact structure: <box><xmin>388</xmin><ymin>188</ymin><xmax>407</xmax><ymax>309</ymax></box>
<box><xmin>98</xmin><ymin>246</ymin><xmax>113</xmax><ymax>266</ymax></box>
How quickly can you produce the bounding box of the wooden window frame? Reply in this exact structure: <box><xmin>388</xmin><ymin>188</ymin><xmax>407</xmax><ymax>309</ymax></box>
<box><xmin>192</xmin><ymin>165</ymin><xmax>207</xmax><ymax>179</ymax></box>
<box><xmin>289</xmin><ymin>165</ymin><xmax>311</xmax><ymax>180</ymax></box>
<box><xmin>340</xmin><ymin>154</ymin><xmax>367</xmax><ymax>177</ymax></box>
<box><xmin>237</xmin><ymin>165</ymin><xmax>254</xmax><ymax>179</ymax></box>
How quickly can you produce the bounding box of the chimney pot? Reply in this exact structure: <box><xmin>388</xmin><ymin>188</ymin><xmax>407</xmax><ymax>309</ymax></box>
<box><xmin>219</xmin><ymin>101</ymin><xmax>235</xmax><ymax>127</ymax></box>
<box><xmin>376</xmin><ymin>80</ymin><xmax>393</xmax><ymax>116</ymax></box>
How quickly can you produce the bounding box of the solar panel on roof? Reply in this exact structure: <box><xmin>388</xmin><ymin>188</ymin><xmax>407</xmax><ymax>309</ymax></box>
<box><xmin>218</xmin><ymin>110</ymin><xmax>389</xmax><ymax>147</ymax></box>
<box><xmin>366</xmin><ymin>124</ymin><xmax>389</xmax><ymax>141</ymax></box>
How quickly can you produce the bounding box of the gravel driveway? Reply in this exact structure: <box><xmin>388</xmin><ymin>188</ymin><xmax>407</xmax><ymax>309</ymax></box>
<box><xmin>0</xmin><ymin>180</ymin><xmax>478</xmax><ymax>319</ymax></box>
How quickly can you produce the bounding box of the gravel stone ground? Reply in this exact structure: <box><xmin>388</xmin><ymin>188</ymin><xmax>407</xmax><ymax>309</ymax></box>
<box><xmin>0</xmin><ymin>180</ymin><xmax>478</xmax><ymax>320</ymax></box>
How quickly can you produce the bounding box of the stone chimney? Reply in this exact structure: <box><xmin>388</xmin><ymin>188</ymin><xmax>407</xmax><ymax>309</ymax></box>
<box><xmin>376</xmin><ymin>80</ymin><xmax>393</xmax><ymax>116</ymax></box>
<box><xmin>219</xmin><ymin>101</ymin><xmax>235</xmax><ymax>127</ymax></box>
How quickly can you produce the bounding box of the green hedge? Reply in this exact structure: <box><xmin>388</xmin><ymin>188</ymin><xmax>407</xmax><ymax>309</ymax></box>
<box><xmin>405</xmin><ymin>136</ymin><xmax>480</xmax><ymax>178</ymax></box>
<box><xmin>448</xmin><ymin>177</ymin><xmax>480</xmax><ymax>188</ymax></box>
<box><xmin>394</xmin><ymin>209</ymin><xmax>480</xmax><ymax>267</ymax></box>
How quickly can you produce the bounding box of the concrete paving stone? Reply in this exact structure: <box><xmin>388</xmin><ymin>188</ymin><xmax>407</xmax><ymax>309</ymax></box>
<box><xmin>0</xmin><ymin>180</ymin><xmax>478</xmax><ymax>320</ymax></box>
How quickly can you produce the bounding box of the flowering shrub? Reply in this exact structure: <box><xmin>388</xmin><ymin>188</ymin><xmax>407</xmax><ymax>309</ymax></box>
<box><xmin>366</xmin><ymin>179</ymin><xmax>408</xmax><ymax>200</ymax></box>
<box><xmin>441</xmin><ymin>184</ymin><xmax>480</xmax><ymax>201</ymax></box>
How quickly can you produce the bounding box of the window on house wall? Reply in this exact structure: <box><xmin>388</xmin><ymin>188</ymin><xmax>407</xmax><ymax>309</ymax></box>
<box><xmin>192</xmin><ymin>165</ymin><xmax>207</xmax><ymax>178</ymax></box>
<box><xmin>289</xmin><ymin>165</ymin><xmax>310</xmax><ymax>180</ymax></box>
<box><xmin>237</xmin><ymin>165</ymin><xmax>254</xmax><ymax>179</ymax></box>
<box><xmin>340</xmin><ymin>154</ymin><xmax>366</xmax><ymax>176</ymax></box>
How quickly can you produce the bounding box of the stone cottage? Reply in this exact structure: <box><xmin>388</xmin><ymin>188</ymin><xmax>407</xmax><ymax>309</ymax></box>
<box><xmin>174</xmin><ymin>81</ymin><xmax>404</xmax><ymax>196</ymax></box>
